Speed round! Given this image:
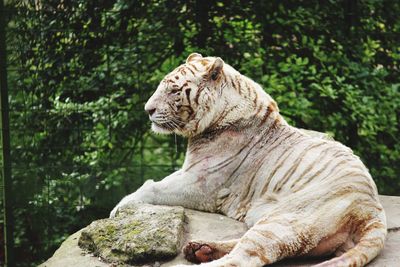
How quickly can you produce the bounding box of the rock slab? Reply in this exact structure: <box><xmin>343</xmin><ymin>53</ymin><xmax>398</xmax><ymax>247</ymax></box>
<box><xmin>78</xmin><ymin>204</ymin><xmax>185</xmax><ymax>264</ymax></box>
<box><xmin>40</xmin><ymin>196</ymin><xmax>400</xmax><ymax>267</ymax></box>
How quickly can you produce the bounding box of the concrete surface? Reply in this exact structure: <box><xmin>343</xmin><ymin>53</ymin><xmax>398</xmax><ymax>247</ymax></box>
<box><xmin>40</xmin><ymin>195</ymin><xmax>400</xmax><ymax>267</ymax></box>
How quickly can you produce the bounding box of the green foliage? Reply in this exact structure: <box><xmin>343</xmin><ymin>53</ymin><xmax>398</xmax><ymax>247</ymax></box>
<box><xmin>3</xmin><ymin>0</ymin><xmax>399</xmax><ymax>266</ymax></box>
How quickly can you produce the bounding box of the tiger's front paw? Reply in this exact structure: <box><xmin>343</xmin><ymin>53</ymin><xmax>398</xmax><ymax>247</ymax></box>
<box><xmin>109</xmin><ymin>204</ymin><xmax>122</xmax><ymax>218</ymax></box>
<box><xmin>109</xmin><ymin>194</ymin><xmax>142</xmax><ymax>218</ymax></box>
<box><xmin>109</xmin><ymin>180</ymin><xmax>156</xmax><ymax>218</ymax></box>
<box><xmin>109</xmin><ymin>201</ymin><xmax>131</xmax><ymax>218</ymax></box>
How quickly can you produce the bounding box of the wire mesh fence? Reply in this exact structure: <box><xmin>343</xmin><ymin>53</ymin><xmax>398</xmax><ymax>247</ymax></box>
<box><xmin>1</xmin><ymin>1</ymin><xmax>400</xmax><ymax>266</ymax></box>
<box><xmin>1</xmin><ymin>2</ymin><xmax>187</xmax><ymax>266</ymax></box>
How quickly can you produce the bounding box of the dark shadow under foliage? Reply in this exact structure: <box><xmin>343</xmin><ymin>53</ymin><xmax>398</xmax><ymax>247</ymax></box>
<box><xmin>1</xmin><ymin>0</ymin><xmax>399</xmax><ymax>266</ymax></box>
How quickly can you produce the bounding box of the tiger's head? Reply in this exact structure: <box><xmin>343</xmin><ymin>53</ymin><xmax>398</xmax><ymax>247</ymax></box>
<box><xmin>144</xmin><ymin>53</ymin><xmax>229</xmax><ymax>137</ymax></box>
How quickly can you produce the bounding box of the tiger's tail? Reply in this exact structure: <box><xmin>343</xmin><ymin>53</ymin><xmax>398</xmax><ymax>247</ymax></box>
<box><xmin>314</xmin><ymin>209</ymin><xmax>387</xmax><ymax>267</ymax></box>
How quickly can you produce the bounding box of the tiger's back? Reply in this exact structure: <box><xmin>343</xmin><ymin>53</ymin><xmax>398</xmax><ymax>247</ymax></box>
<box><xmin>185</xmin><ymin>108</ymin><xmax>381</xmax><ymax>222</ymax></box>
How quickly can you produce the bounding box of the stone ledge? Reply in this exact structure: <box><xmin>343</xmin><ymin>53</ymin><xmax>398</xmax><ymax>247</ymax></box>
<box><xmin>40</xmin><ymin>195</ymin><xmax>400</xmax><ymax>267</ymax></box>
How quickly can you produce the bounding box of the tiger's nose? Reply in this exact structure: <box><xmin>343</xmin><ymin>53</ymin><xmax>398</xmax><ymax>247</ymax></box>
<box><xmin>145</xmin><ymin>107</ymin><xmax>156</xmax><ymax>116</ymax></box>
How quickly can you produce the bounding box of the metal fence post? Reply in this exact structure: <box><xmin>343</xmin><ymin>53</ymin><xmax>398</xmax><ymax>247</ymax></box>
<box><xmin>0</xmin><ymin>0</ymin><xmax>14</xmax><ymax>266</ymax></box>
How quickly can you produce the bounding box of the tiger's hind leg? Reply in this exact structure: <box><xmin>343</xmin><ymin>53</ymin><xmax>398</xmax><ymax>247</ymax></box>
<box><xmin>182</xmin><ymin>195</ymin><xmax>386</xmax><ymax>267</ymax></box>
<box><xmin>183</xmin><ymin>239</ymin><xmax>239</xmax><ymax>263</ymax></box>
<box><xmin>192</xmin><ymin>213</ymin><xmax>323</xmax><ymax>267</ymax></box>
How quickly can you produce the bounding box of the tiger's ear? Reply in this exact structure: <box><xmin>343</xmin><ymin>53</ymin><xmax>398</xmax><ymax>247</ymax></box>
<box><xmin>186</xmin><ymin>53</ymin><xmax>202</xmax><ymax>63</ymax></box>
<box><xmin>209</xmin><ymin>57</ymin><xmax>224</xmax><ymax>81</ymax></box>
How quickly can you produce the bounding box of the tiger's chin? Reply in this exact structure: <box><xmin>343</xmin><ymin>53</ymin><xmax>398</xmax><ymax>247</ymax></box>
<box><xmin>151</xmin><ymin>123</ymin><xmax>174</xmax><ymax>135</ymax></box>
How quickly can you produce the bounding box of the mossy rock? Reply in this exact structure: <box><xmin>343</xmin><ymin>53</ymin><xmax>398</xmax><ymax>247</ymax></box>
<box><xmin>78</xmin><ymin>204</ymin><xmax>185</xmax><ymax>264</ymax></box>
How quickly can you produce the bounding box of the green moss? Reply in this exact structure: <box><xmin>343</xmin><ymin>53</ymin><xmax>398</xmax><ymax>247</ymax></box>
<box><xmin>127</xmin><ymin>228</ymin><xmax>142</xmax><ymax>237</ymax></box>
<box><xmin>95</xmin><ymin>235</ymin><xmax>106</xmax><ymax>243</ymax></box>
<box><xmin>104</xmin><ymin>223</ymin><xmax>117</xmax><ymax>235</ymax></box>
<box><xmin>128</xmin><ymin>220</ymin><xmax>142</xmax><ymax>227</ymax></box>
<box><xmin>91</xmin><ymin>223</ymin><xmax>118</xmax><ymax>244</ymax></box>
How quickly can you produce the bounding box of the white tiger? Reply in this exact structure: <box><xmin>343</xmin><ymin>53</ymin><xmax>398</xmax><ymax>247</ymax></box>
<box><xmin>110</xmin><ymin>53</ymin><xmax>387</xmax><ymax>267</ymax></box>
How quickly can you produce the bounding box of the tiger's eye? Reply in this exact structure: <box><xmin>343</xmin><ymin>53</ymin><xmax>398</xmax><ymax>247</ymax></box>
<box><xmin>170</xmin><ymin>89</ymin><xmax>180</xmax><ymax>95</ymax></box>
<box><xmin>211</xmin><ymin>70</ymin><xmax>218</xmax><ymax>80</ymax></box>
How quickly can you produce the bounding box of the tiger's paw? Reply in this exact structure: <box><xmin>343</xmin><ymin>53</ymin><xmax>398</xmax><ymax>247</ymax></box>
<box><xmin>183</xmin><ymin>241</ymin><xmax>219</xmax><ymax>263</ymax></box>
